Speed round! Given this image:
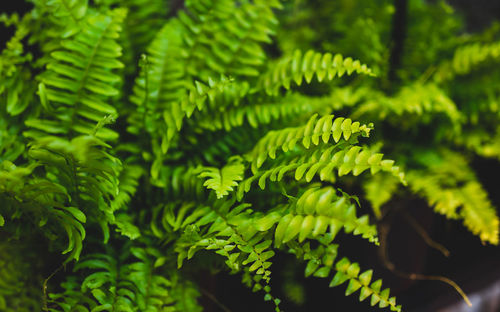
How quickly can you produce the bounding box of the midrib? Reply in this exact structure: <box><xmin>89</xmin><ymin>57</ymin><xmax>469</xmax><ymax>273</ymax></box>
<box><xmin>69</xmin><ymin>17</ymin><xmax>113</xmax><ymax>136</ymax></box>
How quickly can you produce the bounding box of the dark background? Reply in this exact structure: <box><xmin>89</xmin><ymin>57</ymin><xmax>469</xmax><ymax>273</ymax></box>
<box><xmin>1</xmin><ymin>1</ymin><xmax>499</xmax><ymax>311</ymax></box>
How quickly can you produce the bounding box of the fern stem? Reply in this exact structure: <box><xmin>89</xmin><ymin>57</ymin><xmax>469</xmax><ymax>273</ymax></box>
<box><xmin>42</xmin><ymin>263</ymin><xmax>64</xmax><ymax>311</ymax></box>
<box><xmin>199</xmin><ymin>286</ymin><xmax>233</xmax><ymax>312</ymax></box>
<box><xmin>401</xmin><ymin>211</ymin><xmax>450</xmax><ymax>257</ymax></box>
<box><xmin>378</xmin><ymin>221</ymin><xmax>471</xmax><ymax>307</ymax></box>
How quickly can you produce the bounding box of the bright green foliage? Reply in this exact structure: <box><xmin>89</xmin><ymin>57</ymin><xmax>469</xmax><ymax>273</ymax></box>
<box><xmin>33</xmin><ymin>7</ymin><xmax>126</xmax><ymax>141</ymax></box>
<box><xmin>1</xmin><ymin>0</ymin><xmax>500</xmax><ymax>311</ymax></box>
<box><xmin>198</xmin><ymin>156</ymin><xmax>245</xmax><ymax>199</ymax></box>
<box><xmin>290</xmin><ymin>242</ymin><xmax>401</xmax><ymax>312</ymax></box>
<box><xmin>273</xmin><ymin>186</ymin><xmax>379</xmax><ymax>246</ymax></box>
<box><xmin>406</xmin><ymin>150</ymin><xmax>499</xmax><ymax>244</ymax></box>
<box><xmin>259</xmin><ymin>50</ymin><xmax>374</xmax><ymax>95</ymax></box>
<box><xmin>434</xmin><ymin>41</ymin><xmax>500</xmax><ymax>83</ymax></box>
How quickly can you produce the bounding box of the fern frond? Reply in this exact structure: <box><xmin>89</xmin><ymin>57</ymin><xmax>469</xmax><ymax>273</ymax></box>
<box><xmin>30</xmin><ymin>8</ymin><xmax>126</xmax><ymax>141</ymax></box>
<box><xmin>110</xmin><ymin>164</ymin><xmax>143</xmax><ymax>212</ymax></box>
<box><xmin>179</xmin><ymin>0</ymin><xmax>280</xmax><ymax>81</ymax></box>
<box><xmin>434</xmin><ymin>41</ymin><xmax>500</xmax><ymax>83</ymax></box>
<box><xmin>47</xmin><ymin>276</ymin><xmax>97</xmax><ymax>311</ymax></box>
<box><xmin>456</xmin><ymin>126</ymin><xmax>500</xmax><ymax>160</ymax></box>
<box><xmin>290</xmin><ymin>242</ymin><xmax>401</xmax><ymax>312</ymax></box>
<box><xmin>32</xmin><ymin>0</ymin><xmax>89</xmax><ymax>39</ymax></box>
<box><xmin>247</xmin><ymin>114</ymin><xmax>373</xmax><ymax>172</ymax></box>
<box><xmin>95</xmin><ymin>0</ymin><xmax>170</xmax><ymax>56</ymax></box>
<box><xmin>272</xmin><ymin>186</ymin><xmax>379</xmax><ymax>246</ymax></box>
<box><xmin>173</xmin><ymin>199</ymin><xmax>276</xmax><ymax>287</ymax></box>
<box><xmin>407</xmin><ymin>150</ymin><xmax>499</xmax><ymax>244</ymax></box>
<box><xmin>352</xmin><ymin>83</ymin><xmax>462</xmax><ymax>131</ymax></box>
<box><xmin>157</xmin><ymin>165</ymin><xmax>207</xmax><ymax>199</ymax></box>
<box><xmin>0</xmin><ymin>160</ymin><xmax>87</xmax><ymax>261</ymax></box>
<box><xmin>238</xmin><ymin>144</ymin><xmax>405</xmax><ymax>200</ymax></box>
<box><xmin>259</xmin><ymin>50</ymin><xmax>374</xmax><ymax>95</ymax></box>
<box><xmin>129</xmin><ymin>20</ymin><xmax>186</xmax><ymax>136</ymax></box>
<box><xmin>168</xmin><ymin>276</ymin><xmax>203</xmax><ymax>312</ymax></box>
<box><xmin>198</xmin><ymin>156</ymin><xmax>245</xmax><ymax>199</ymax></box>
<box><xmin>68</xmin><ymin>246</ymin><xmax>136</xmax><ymax>310</ymax></box>
<box><xmin>0</xmin><ymin>14</ymin><xmax>36</xmax><ymax>162</ymax></box>
<box><xmin>196</xmin><ymin>93</ymin><xmax>333</xmax><ymax>132</ymax></box>
<box><xmin>127</xmin><ymin>246</ymin><xmax>174</xmax><ymax>311</ymax></box>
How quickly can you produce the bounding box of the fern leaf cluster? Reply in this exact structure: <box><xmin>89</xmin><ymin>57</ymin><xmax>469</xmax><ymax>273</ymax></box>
<box><xmin>1</xmin><ymin>0</ymin><xmax>499</xmax><ymax>311</ymax></box>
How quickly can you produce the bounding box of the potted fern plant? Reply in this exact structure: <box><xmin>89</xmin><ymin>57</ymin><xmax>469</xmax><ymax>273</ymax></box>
<box><xmin>0</xmin><ymin>0</ymin><xmax>499</xmax><ymax>311</ymax></box>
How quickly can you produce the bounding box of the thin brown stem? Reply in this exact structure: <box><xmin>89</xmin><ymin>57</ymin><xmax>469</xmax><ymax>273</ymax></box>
<box><xmin>401</xmin><ymin>211</ymin><xmax>450</xmax><ymax>257</ymax></box>
<box><xmin>42</xmin><ymin>263</ymin><xmax>65</xmax><ymax>311</ymax></box>
<box><xmin>200</xmin><ymin>286</ymin><xmax>233</xmax><ymax>312</ymax></box>
<box><xmin>378</xmin><ymin>219</ymin><xmax>471</xmax><ymax>307</ymax></box>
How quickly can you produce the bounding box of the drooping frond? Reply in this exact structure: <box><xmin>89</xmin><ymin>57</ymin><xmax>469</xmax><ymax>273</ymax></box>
<box><xmin>0</xmin><ymin>160</ymin><xmax>87</xmax><ymax>262</ymax></box>
<box><xmin>433</xmin><ymin>41</ymin><xmax>500</xmax><ymax>83</ymax></box>
<box><xmin>407</xmin><ymin>150</ymin><xmax>499</xmax><ymax>244</ymax></box>
<box><xmin>0</xmin><ymin>13</ymin><xmax>36</xmax><ymax>163</ymax></box>
<box><xmin>259</xmin><ymin>50</ymin><xmax>374</xmax><ymax>95</ymax></box>
<box><xmin>289</xmin><ymin>242</ymin><xmax>401</xmax><ymax>312</ymax></box>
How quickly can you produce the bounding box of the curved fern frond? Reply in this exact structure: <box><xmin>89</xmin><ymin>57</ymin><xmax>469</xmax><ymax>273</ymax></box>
<box><xmin>25</xmin><ymin>133</ymin><xmax>127</xmax><ymax>254</ymax></box>
<box><xmin>272</xmin><ymin>186</ymin><xmax>379</xmax><ymax>246</ymax></box>
<box><xmin>352</xmin><ymin>83</ymin><xmax>462</xmax><ymax>132</ymax></box>
<box><xmin>196</xmin><ymin>93</ymin><xmax>328</xmax><ymax>132</ymax></box>
<box><xmin>0</xmin><ymin>160</ymin><xmax>86</xmax><ymax>262</ymax></box>
<box><xmin>246</xmin><ymin>114</ymin><xmax>373</xmax><ymax>172</ymax></box>
<box><xmin>290</xmin><ymin>242</ymin><xmax>401</xmax><ymax>312</ymax></box>
<box><xmin>238</xmin><ymin>144</ymin><xmax>405</xmax><ymax>200</ymax></box>
<box><xmin>30</xmin><ymin>8</ymin><xmax>126</xmax><ymax>141</ymax></box>
<box><xmin>407</xmin><ymin>150</ymin><xmax>499</xmax><ymax>244</ymax></box>
<box><xmin>259</xmin><ymin>50</ymin><xmax>374</xmax><ymax>95</ymax></box>
<box><xmin>434</xmin><ymin>41</ymin><xmax>500</xmax><ymax>83</ymax></box>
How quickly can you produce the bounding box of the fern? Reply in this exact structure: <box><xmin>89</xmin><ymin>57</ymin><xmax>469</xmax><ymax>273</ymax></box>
<box><xmin>434</xmin><ymin>41</ymin><xmax>500</xmax><ymax>83</ymax></box>
<box><xmin>198</xmin><ymin>156</ymin><xmax>245</xmax><ymax>199</ymax></box>
<box><xmin>2</xmin><ymin>0</ymin><xmax>500</xmax><ymax>311</ymax></box>
<box><xmin>259</xmin><ymin>50</ymin><xmax>374</xmax><ymax>96</ymax></box>
<box><xmin>31</xmin><ymin>7</ymin><xmax>126</xmax><ymax>141</ymax></box>
<box><xmin>406</xmin><ymin>150</ymin><xmax>499</xmax><ymax>244</ymax></box>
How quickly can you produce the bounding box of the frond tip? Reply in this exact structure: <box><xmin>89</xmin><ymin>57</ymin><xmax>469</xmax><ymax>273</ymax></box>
<box><xmin>198</xmin><ymin>157</ymin><xmax>245</xmax><ymax>199</ymax></box>
<box><xmin>260</xmin><ymin>50</ymin><xmax>374</xmax><ymax>95</ymax></box>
